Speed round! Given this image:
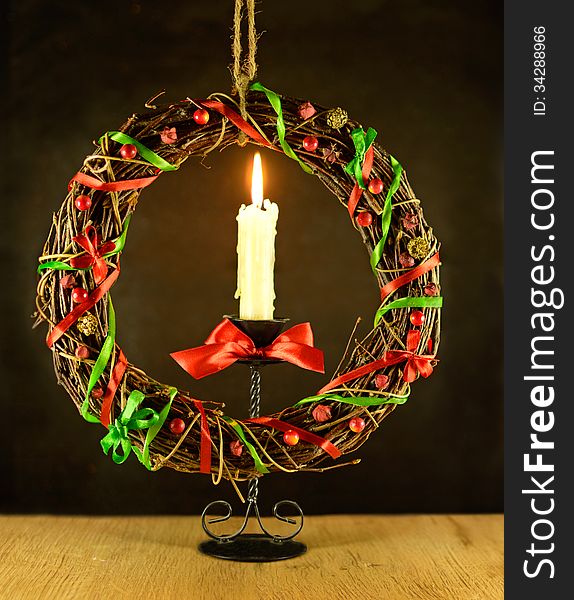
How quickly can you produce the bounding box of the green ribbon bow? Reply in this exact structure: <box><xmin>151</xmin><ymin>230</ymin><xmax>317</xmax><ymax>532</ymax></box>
<box><xmin>100</xmin><ymin>390</ymin><xmax>160</xmax><ymax>464</ymax></box>
<box><xmin>345</xmin><ymin>127</ymin><xmax>377</xmax><ymax>189</ymax></box>
<box><xmin>138</xmin><ymin>387</ymin><xmax>177</xmax><ymax>470</ymax></box>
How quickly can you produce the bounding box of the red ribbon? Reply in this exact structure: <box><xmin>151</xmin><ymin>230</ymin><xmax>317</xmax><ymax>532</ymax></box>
<box><xmin>170</xmin><ymin>319</ymin><xmax>325</xmax><ymax>379</ymax></box>
<box><xmin>46</xmin><ymin>265</ymin><xmax>120</xmax><ymax>348</ymax></box>
<box><xmin>318</xmin><ymin>330</ymin><xmax>435</xmax><ymax>394</ymax></box>
<box><xmin>347</xmin><ymin>145</ymin><xmax>374</xmax><ymax>219</ymax></box>
<box><xmin>70</xmin><ymin>226</ymin><xmax>116</xmax><ymax>285</ymax></box>
<box><xmin>100</xmin><ymin>348</ymin><xmax>128</xmax><ymax>428</ymax></box>
<box><xmin>70</xmin><ymin>171</ymin><xmax>159</xmax><ymax>192</ymax></box>
<box><xmin>193</xmin><ymin>399</ymin><xmax>212</xmax><ymax>474</ymax></box>
<box><xmin>247</xmin><ymin>417</ymin><xmax>342</xmax><ymax>459</ymax></box>
<box><xmin>199</xmin><ymin>100</ymin><xmax>274</xmax><ymax>149</ymax></box>
<box><xmin>380</xmin><ymin>252</ymin><xmax>441</xmax><ymax>303</ymax></box>
<box><xmin>382</xmin><ymin>330</ymin><xmax>435</xmax><ymax>383</ymax></box>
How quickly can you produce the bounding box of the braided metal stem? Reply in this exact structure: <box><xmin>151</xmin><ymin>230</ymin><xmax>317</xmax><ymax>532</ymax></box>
<box><xmin>247</xmin><ymin>365</ymin><xmax>261</xmax><ymax>502</ymax></box>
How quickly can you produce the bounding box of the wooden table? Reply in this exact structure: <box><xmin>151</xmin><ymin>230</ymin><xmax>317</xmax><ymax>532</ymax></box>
<box><xmin>0</xmin><ymin>514</ymin><xmax>503</xmax><ymax>600</ymax></box>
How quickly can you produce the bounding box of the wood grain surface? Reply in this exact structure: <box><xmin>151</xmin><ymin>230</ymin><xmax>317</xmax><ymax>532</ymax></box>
<box><xmin>0</xmin><ymin>514</ymin><xmax>503</xmax><ymax>600</ymax></box>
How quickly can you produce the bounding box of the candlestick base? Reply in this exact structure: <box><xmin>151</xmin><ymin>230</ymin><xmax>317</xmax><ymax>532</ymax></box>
<box><xmin>199</xmin><ymin>535</ymin><xmax>306</xmax><ymax>562</ymax></box>
<box><xmin>198</xmin><ymin>496</ymin><xmax>306</xmax><ymax>562</ymax></box>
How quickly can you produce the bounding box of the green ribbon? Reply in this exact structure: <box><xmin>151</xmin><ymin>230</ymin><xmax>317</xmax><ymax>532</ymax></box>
<box><xmin>345</xmin><ymin>127</ymin><xmax>377</xmax><ymax>189</ymax></box>
<box><xmin>99</xmin><ymin>132</ymin><xmax>179</xmax><ymax>172</ymax></box>
<box><xmin>223</xmin><ymin>416</ymin><xmax>269</xmax><ymax>474</ymax></box>
<box><xmin>138</xmin><ymin>387</ymin><xmax>177</xmax><ymax>470</ymax></box>
<box><xmin>295</xmin><ymin>392</ymin><xmax>409</xmax><ymax>408</ymax></box>
<box><xmin>37</xmin><ymin>261</ymin><xmax>79</xmax><ymax>273</ymax></box>
<box><xmin>37</xmin><ymin>215</ymin><xmax>132</xmax><ymax>274</ymax></box>
<box><xmin>81</xmin><ymin>296</ymin><xmax>116</xmax><ymax>424</ymax></box>
<box><xmin>374</xmin><ymin>296</ymin><xmax>444</xmax><ymax>328</ymax></box>
<box><xmin>104</xmin><ymin>214</ymin><xmax>131</xmax><ymax>256</ymax></box>
<box><xmin>250</xmin><ymin>82</ymin><xmax>312</xmax><ymax>174</ymax></box>
<box><xmin>100</xmin><ymin>390</ymin><xmax>160</xmax><ymax>465</ymax></box>
<box><xmin>370</xmin><ymin>156</ymin><xmax>403</xmax><ymax>273</ymax></box>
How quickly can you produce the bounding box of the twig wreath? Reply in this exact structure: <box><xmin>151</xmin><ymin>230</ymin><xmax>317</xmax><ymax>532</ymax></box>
<box><xmin>34</xmin><ymin>84</ymin><xmax>442</xmax><ymax>492</ymax></box>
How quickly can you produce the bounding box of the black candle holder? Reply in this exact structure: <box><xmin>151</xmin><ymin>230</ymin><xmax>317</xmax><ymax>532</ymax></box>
<box><xmin>198</xmin><ymin>316</ymin><xmax>307</xmax><ymax>562</ymax></box>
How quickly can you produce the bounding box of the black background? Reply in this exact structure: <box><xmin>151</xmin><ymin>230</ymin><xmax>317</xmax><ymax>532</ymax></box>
<box><xmin>1</xmin><ymin>0</ymin><xmax>502</xmax><ymax>514</ymax></box>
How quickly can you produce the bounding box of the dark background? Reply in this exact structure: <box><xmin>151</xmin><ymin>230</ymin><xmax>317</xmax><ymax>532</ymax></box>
<box><xmin>1</xmin><ymin>0</ymin><xmax>502</xmax><ymax>514</ymax></box>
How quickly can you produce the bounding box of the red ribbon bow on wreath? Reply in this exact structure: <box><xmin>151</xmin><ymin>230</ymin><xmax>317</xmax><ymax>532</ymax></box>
<box><xmin>171</xmin><ymin>319</ymin><xmax>325</xmax><ymax>379</ymax></box>
<box><xmin>317</xmin><ymin>329</ymin><xmax>436</xmax><ymax>395</ymax></box>
<box><xmin>384</xmin><ymin>329</ymin><xmax>434</xmax><ymax>383</ymax></box>
<box><xmin>70</xmin><ymin>226</ymin><xmax>116</xmax><ymax>285</ymax></box>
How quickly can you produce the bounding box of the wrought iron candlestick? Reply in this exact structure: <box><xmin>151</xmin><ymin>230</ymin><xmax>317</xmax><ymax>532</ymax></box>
<box><xmin>198</xmin><ymin>317</ymin><xmax>307</xmax><ymax>562</ymax></box>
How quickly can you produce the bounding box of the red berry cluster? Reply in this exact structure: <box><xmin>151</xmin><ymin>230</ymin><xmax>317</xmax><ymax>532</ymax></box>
<box><xmin>355</xmin><ymin>178</ymin><xmax>384</xmax><ymax>228</ymax></box>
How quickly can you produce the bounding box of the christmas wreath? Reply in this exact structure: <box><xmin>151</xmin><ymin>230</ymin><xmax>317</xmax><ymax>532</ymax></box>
<box><xmin>34</xmin><ymin>84</ymin><xmax>442</xmax><ymax>490</ymax></box>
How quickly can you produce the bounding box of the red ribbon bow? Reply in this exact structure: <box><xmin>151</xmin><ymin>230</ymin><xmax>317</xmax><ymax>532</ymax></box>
<box><xmin>70</xmin><ymin>226</ymin><xmax>116</xmax><ymax>285</ymax></box>
<box><xmin>171</xmin><ymin>319</ymin><xmax>325</xmax><ymax>379</ymax></box>
<box><xmin>317</xmin><ymin>329</ymin><xmax>435</xmax><ymax>394</ymax></box>
<box><xmin>383</xmin><ymin>329</ymin><xmax>435</xmax><ymax>383</ymax></box>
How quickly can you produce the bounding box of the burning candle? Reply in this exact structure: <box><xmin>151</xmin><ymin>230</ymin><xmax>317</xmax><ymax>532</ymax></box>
<box><xmin>235</xmin><ymin>152</ymin><xmax>279</xmax><ymax>320</ymax></box>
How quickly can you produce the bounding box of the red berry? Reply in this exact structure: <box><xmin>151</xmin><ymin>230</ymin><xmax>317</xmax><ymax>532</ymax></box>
<box><xmin>375</xmin><ymin>374</ymin><xmax>389</xmax><ymax>390</ymax></box>
<box><xmin>91</xmin><ymin>387</ymin><xmax>104</xmax><ymax>399</ymax></box>
<box><xmin>302</xmin><ymin>136</ymin><xmax>319</xmax><ymax>152</ymax></box>
<box><xmin>312</xmin><ymin>404</ymin><xmax>332</xmax><ymax>423</ymax></box>
<box><xmin>74</xmin><ymin>195</ymin><xmax>92</xmax><ymax>211</ymax></box>
<box><xmin>120</xmin><ymin>144</ymin><xmax>137</xmax><ymax>159</ymax></box>
<box><xmin>71</xmin><ymin>287</ymin><xmax>88</xmax><ymax>304</ymax></box>
<box><xmin>75</xmin><ymin>345</ymin><xmax>90</xmax><ymax>359</ymax></box>
<box><xmin>169</xmin><ymin>418</ymin><xmax>186</xmax><ymax>435</ymax></box>
<box><xmin>356</xmin><ymin>211</ymin><xmax>373</xmax><ymax>227</ymax></box>
<box><xmin>230</xmin><ymin>440</ymin><xmax>244</xmax><ymax>457</ymax></box>
<box><xmin>368</xmin><ymin>178</ymin><xmax>384</xmax><ymax>194</ymax></box>
<box><xmin>283</xmin><ymin>430</ymin><xmax>300</xmax><ymax>446</ymax></box>
<box><xmin>410</xmin><ymin>310</ymin><xmax>425</xmax><ymax>327</ymax></box>
<box><xmin>193</xmin><ymin>108</ymin><xmax>210</xmax><ymax>125</ymax></box>
<box><xmin>349</xmin><ymin>417</ymin><xmax>366</xmax><ymax>433</ymax></box>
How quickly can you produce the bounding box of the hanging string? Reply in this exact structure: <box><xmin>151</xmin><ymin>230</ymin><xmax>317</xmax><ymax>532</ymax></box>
<box><xmin>231</xmin><ymin>0</ymin><xmax>258</xmax><ymax>146</ymax></box>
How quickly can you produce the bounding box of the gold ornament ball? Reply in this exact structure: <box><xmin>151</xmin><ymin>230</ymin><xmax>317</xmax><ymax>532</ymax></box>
<box><xmin>407</xmin><ymin>237</ymin><xmax>430</xmax><ymax>260</ymax></box>
<box><xmin>77</xmin><ymin>313</ymin><xmax>98</xmax><ymax>336</ymax></box>
<box><xmin>326</xmin><ymin>107</ymin><xmax>348</xmax><ymax>129</ymax></box>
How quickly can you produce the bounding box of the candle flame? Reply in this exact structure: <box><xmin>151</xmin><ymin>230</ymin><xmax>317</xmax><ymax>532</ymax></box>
<box><xmin>251</xmin><ymin>152</ymin><xmax>264</xmax><ymax>209</ymax></box>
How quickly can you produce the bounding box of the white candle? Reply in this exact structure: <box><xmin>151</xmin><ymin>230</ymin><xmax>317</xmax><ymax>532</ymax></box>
<box><xmin>235</xmin><ymin>152</ymin><xmax>279</xmax><ymax>320</ymax></box>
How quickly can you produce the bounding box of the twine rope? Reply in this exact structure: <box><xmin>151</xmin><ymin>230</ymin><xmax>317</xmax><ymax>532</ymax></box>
<box><xmin>232</xmin><ymin>0</ymin><xmax>258</xmax><ymax>145</ymax></box>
